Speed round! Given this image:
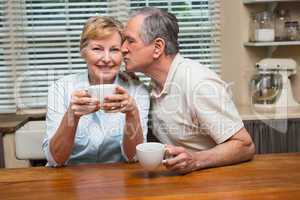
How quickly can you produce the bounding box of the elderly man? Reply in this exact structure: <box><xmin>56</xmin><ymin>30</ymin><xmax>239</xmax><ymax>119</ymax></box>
<box><xmin>121</xmin><ymin>7</ymin><xmax>255</xmax><ymax>174</ymax></box>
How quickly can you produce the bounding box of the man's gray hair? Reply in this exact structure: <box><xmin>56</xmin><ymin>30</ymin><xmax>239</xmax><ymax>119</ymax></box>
<box><xmin>130</xmin><ymin>7</ymin><xmax>179</xmax><ymax>55</ymax></box>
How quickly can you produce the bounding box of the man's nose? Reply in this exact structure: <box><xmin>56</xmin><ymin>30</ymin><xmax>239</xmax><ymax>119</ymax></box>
<box><xmin>121</xmin><ymin>42</ymin><xmax>128</xmax><ymax>54</ymax></box>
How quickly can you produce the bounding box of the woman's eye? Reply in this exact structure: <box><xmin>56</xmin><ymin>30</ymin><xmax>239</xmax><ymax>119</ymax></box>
<box><xmin>92</xmin><ymin>47</ymin><xmax>102</xmax><ymax>51</ymax></box>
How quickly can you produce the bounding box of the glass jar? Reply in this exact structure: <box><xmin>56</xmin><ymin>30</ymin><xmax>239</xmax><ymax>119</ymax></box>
<box><xmin>254</xmin><ymin>11</ymin><xmax>275</xmax><ymax>42</ymax></box>
<box><xmin>285</xmin><ymin>21</ymin><xmax>300</xmax><ymax>41</ymax></box>
<box><xmin>250</xmin><ymin>13</ymin><xmax>260</xmax><ymax>42</ymax></box>
<box><xmin>275</xmin><ymin>9</ymin><xmax>290</xmax><ymax>41</ymax></box>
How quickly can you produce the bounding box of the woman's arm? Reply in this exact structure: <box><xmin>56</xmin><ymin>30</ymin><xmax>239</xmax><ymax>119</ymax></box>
<box><xmin>49</xmin><ymin>90</ymin><xmax>100</xmax><ymax>165</ymax></box>
<box><xmin>49</xmin><ymin>106</ymin><xmax>79</xmax><ymax>165</ymax></box>
<box><xmin>123</xmin><ymin>106</ymin><xmax>144</xmax><ymax>161</ymax></box>
<box><xmin>102</xmin><ymin>86</ymin><xmax>146</xmax><ymax>161</ymax></box>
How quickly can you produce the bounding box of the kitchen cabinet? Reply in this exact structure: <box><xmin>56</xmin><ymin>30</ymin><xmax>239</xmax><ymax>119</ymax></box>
<box><xmin>147</xmin><ymin>118</ymin><xmax>300</xmax><ymax>154</ymax></box>
<box><xmin>244</xmin><ymin>41</ymin><xmax>300</xmax><ymax>46</ymax></box>
<box><xmin>240</xmin><ymin>0</ymin><xmax>300</xmax><ymax>114</ymax></box>
<box><xmin>244</xmin><ymin>118</ymin><xmax>300</xmax><ymax>153</ymax></box>
<box><xmin>220</xmin><ymin>0</ymin><xmax>300</xmax><ymax>108</ymax></box>
<box><xmin>0</xmin><ymin>114</ymin><xmax>45</xmax><ymax>168</ymax></box>
<box><xmin>243</xmin><ymin>0</ymin><xmax>300</xmax><ymax>56</ymax></box>
<box><xmin>243</xmin><ymin>0</ymin><xmax>299</xmax><ymax>4</ymax></box>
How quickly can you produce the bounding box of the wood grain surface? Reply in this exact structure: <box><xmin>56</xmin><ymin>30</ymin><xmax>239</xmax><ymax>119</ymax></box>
<box><xmin>0</xmin><ymin>153</ymin><xmax>299</xmax><ymax>200</ymax></box>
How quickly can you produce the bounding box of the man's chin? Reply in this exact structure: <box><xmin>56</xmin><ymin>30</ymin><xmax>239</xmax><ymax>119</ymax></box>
<box><xmin>125</xmin><ymin>64</ymin><xmax>139</xmax><ymax>73</ymax></box>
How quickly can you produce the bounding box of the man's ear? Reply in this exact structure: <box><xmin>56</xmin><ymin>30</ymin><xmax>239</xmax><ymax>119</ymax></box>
<box><xmin>153</xmin><ymin>38</ymin><xmax>165</xmax><ymax>59</ymax></box>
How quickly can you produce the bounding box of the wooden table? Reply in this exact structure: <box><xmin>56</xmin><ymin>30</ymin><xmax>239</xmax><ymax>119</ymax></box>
<box><xmin>0</xmin><ymin>153</ymin><xmax>299</xmax><ymax>200</ymax></box>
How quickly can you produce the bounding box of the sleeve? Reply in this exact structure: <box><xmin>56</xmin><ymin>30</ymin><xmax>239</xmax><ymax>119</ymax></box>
<box><xmin>190</xmin><ymin>78</ymin><xmax>244</xmax><ymax>144</ymax></box>
<box><xmin>134</xmin><ymin>83</ymin><xmax>150</xmax><ymax>143</ymax></box>
<box><xmin>42</xmin><ymin>81</ymin><xmax>68</xmax><ymax>167</ymax></box>
<box><xmin>120</xmin><ymin>82</ymin><xmax>150</xmax><ymax>161</ymax></box>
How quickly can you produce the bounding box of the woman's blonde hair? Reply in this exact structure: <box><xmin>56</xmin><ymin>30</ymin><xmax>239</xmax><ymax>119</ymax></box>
<box><xmin>80</xmin><ymin>16</ymin><xmax>124</xmax><ymax>51</ymax></box>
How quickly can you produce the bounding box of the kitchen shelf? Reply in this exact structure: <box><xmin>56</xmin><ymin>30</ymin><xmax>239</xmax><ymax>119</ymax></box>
<box><xmin>243</xmin><ymin>0</ymin><xmax>300</xmax><ymax>14</ymax></box>
<box><xmin>244</xmin><ymin>41</ymin><xmax>300</xmax><ymax>56</ymax></box>
<box><xmin>243</xmin><ymin>0</ymin><xmax>300</xmax><ymax>4</ymax></box>
<box><xmin>244</xmin><ymin>41</ymin><xmax>300</xmax><ymax>46</ymax></box>
<box><xmin>243</xmin><ymin>0</ymin><xmax>300</xmax><ymax>54</ymax></box>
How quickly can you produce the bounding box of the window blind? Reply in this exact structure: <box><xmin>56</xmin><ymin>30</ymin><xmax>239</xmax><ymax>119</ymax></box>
<box><xmin>1</xmin><ymin>0</ymin><xmax>109</xmax><ymax>113</ymax></box>
<box><xmin>0</xmin><ymin>0</ymin><xmax>221</xmax><ymax>113</ymax></box>
<box><xmin>129</xmin><ymin>0</ymin><xmax>221</xmax><ymax>83</ymax></box>
<box><xmin>0</xmin><ymin>1</ymin><xmax>17</xmax><ymax>113</ymax></box>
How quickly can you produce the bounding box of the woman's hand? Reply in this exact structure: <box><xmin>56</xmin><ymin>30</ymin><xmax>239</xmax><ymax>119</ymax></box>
<box><xmin>101</xmin><ymin>86</ymin><xmax>137</xmax><ymax>115</ymax></box>
<box><xmin>69</xmin><ymin>90</ymin><xmax>100</xmax><ymax>119</ymax></box>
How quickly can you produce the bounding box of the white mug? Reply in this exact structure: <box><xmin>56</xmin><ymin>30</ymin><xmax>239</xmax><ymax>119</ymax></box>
<box><xmin>136</xmin><ymin>142</ymin><xmax>165</xmax><ymax>171</ymax></box>
<box><xmin>87</xmin><ymin>84</ymin><xmax>117</xmax><ymax>102</ymax></box>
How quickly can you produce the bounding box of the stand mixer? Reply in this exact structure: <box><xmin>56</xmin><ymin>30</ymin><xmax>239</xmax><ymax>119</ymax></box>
<box><xmin>250</xmin><ymin>58</ymin><xmax>299</xmax><ymax>111</ymax></box>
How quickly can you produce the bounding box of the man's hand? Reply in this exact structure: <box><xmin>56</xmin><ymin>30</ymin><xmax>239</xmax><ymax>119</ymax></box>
<box><xmin>163</xmin><ymin>128</ymin><xmax>255</xmax><ymax>174</ymax></box>
<box><xmin>163</xmin><ymin>144</ymin><xmax>199</xmax><ymax>174</ymax></box>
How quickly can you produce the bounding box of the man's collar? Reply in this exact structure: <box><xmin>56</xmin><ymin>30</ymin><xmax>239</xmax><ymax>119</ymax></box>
<box><xmin>151</xmin><ymin>53</ymin><xmax>183</xmax><ymax>98</ymax></box>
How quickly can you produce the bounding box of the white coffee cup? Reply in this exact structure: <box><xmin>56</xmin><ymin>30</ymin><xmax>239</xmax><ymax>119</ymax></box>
<box><xmin>87</xmin><ymin>84</ymin><xmax>117</xmax><ymax>102</ymax></box>
<box><xmin>136</xmin><ymin>142</ymin><xmax>165</xmax><ymax>171</ymax></box>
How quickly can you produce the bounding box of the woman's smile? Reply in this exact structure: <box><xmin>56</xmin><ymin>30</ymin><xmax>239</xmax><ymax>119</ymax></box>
<box><xmin>82</xmin><ymin>32</ymin><xmax>123</xmax><ymax>84</ymax></box>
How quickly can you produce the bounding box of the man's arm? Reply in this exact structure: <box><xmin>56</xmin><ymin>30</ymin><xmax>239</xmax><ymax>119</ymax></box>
<box><xmin>163</xmin><ymin>128</ymin><xmax>255</xmax><ymax>174</ymax></box>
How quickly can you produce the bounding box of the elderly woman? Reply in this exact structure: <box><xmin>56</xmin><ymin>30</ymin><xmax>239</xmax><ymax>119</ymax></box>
<box><xmin>43</xmin><ymin>16</ymin><xmax>149</xmax><ymax>166</ymax></box>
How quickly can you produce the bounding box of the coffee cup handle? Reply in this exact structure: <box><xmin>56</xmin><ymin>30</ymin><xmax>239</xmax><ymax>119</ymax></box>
<box><xmin>162</xmin><ymin>149</ymin><xmax>173</xmax><ymax>164</ymax></box>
